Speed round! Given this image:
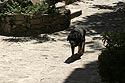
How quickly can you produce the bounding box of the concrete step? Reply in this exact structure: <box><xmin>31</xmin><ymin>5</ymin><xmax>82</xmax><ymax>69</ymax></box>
<box><xmin>70</xmin><ymin>9</ymin><xmax>82</xmax><ymax>19</ymax></box>
<box><xmin>57</xmin><ymin>2</ymin><xmax>82</xmax><ymax>19</ymax></box>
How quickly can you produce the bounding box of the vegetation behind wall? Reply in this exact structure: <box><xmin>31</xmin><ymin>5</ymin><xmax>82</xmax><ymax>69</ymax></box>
<box><xmin>0</xmin><ymin>0</ymin><xmax>71</xmax><ymax>36</ymax></box>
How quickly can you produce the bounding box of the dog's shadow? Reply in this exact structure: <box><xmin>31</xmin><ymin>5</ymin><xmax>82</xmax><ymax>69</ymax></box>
<box><xmin>64</xmin><ymin>53</ymin><xmax>82</xmax><ymax>64</ymax></box>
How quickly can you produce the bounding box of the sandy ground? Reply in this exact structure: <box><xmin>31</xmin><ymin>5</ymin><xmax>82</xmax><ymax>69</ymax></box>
<box><xmin>0</xmin><ymin>0</ymin><xmax>124</xmax><ymax>83</ymax></box>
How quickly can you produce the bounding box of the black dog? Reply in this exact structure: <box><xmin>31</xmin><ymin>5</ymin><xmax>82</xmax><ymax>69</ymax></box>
<box><xmin>67</xmin><ymin>27</ymin><xmax>86</xmax><ymax>58</ymax></box>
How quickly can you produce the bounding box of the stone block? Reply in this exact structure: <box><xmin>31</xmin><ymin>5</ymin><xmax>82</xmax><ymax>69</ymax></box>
<box><xmin>31</xmin><ymin>24</ymin><xmax>42</xmax><ymax>29</ymax></box>
<box><xmin>5</xmin><ymin>16</ymin><xmax>10</xmax><ymax>23</ymax></box>
<box><xmin>32</xmin><ymin>14</ymin><xmax>41</xmax><ymax>19</ymax></box>
<box><xmin>42</xmin><ymin>15</ymin><xmax>53</xmax><ymax>23</ymax></box>
<box><xmin>30</xmin><ymin>18</ymin><xmax>41</xmax><ymax>25</ymax></box>
<box><xmin>15</xmin><ymin>20</ymin><xmax>24</xmax><ymax>25</ymax></box>
<box><xmin>70</xmin><ymin>9</ymin><xmax>82</xmax><ymax>19</ymax></box>
<box><xmin>14</xmin><ymin>14</ymin><xmax>25</xmax><ymax>21</ymax></box>
<box><xmin>53</xmin><ymin>14</ymin><xmax>65</xmax><ymax>20</ymax></box>
<box><xmin>4</xmin><ymin>24</ymin><xmax>11</xmax><ymax>33</ymax></box>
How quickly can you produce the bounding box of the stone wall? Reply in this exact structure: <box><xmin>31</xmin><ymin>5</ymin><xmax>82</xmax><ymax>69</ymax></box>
<box><xmin>0</xmin><ymin>12</ymin><xmax>71</xmax><ymax>37</ymax></box>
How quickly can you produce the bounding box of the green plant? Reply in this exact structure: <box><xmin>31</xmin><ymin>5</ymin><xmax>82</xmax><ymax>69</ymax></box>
<box><xmin>1</xmin><ymin>0</ymin><xmax>64</xmax><ymax>15</ymax></box>
<box><xmin>98</xmin><ymin>32</ymin><xmax>125</xmax><ymax>83</ymax></box>
<box><xmin>102</xmin><ymin>32</ymin><xmax>125</xmax><ymax>49</ymax></box>
<box><xmin>23</xmin><ymin>2</ymin><xmax>49</xmax><ymax>15</ymax></box>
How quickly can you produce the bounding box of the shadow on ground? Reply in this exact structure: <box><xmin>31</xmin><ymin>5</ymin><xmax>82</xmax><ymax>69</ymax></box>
<box><xmin>2</xmin><ymin>34</ymin><xmax>56</xmax><ymax>43</ymax></box>
<box><xmin>92</xmin><ymin>4</ymin><xmax>114</xmax><ymax>10</ymax></box>
<box><xmin>64</xmin><ymin>61</ymin><xmax>100</xmax><ymax>83</ymax></box>
<box><xmin>64</xmin><ymin>53</ymin><xmax>82</xmax><ymax>64</ymax></box>
<box><xmin>74</xmin><ymin>11</ymin><xmax>125</xmax><ymax>34</ymax></box>
<box><xmin>1</xmin><ymin>30</ymin><xmax>70</xmax><ymax>43</ymax></box>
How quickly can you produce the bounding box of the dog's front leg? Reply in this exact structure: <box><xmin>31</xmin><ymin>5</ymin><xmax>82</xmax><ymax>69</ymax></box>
<box><xmin>71</xmin><ymin>46</ymin><xmax>75</xmax><ymax>55</ymax></box>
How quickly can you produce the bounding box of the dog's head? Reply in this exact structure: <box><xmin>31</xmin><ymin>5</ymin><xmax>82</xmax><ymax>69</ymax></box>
<box><xmin>67</xmin><ymin>30</ymin><xmax>82</xmax><ymax>47</ymax></box>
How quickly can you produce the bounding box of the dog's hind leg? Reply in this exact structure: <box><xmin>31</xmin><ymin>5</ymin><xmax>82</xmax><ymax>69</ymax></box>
<box><xmin>78</xmin><ymin>41</ymin><xmax>85</xmax><ymax>55</ymax></box>
<box><xmin>82</xmin><ymin>41</ymin><xmax>85</xmax><ymax>53</ymax></box>
<box><xmin>78</xmin><ymin>43</ymin><xmax>83</xmax><ymax>55</ymax></box>
<box><xmin>71</xmin><ymin>46</ymin><xmax>75</xmax><ymax>55</ymax></box>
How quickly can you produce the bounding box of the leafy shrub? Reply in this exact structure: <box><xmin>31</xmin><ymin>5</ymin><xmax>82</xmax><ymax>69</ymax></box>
<box><xmin>1</xmin><ymin>0</ymin><xmax>33</xmax><ymax>14</ymax></box>
<box><xmin>98</xmin><ymin>32</ymin><xmax>125</xmax><ymax>83</ymax></box>
<box><xmin>101</xmin><ymin>32</ymin><xmax>125</xmax><ymax>49</ymax></box>
<box><xmin>0</xmin><ymin>0</ymin><xmax>64</xmax><ymax>15</ymax></box>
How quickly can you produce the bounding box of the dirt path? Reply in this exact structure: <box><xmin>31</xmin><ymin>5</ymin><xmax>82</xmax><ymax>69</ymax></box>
<box><xmin>0</xmin><ymin>0</ymin><xmax>123</xmax><ymax>83</ymax></box>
